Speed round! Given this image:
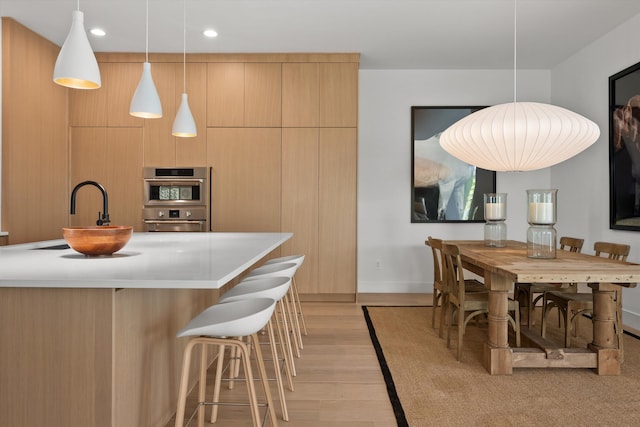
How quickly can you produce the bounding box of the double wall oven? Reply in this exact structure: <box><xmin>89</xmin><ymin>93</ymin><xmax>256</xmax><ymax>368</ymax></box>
<box><xmin>143</xmin><ymin>167</ymin><xmax>210</xmax><ymax>232</ymax></box>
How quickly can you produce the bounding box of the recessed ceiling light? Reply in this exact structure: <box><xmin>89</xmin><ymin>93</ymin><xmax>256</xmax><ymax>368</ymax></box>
<box><xmin>90</xmin><ymin>28</ymin><xmax>106</xmax><ymax>37</ymax></box>
<box><xmin>203</xmin><ymin>29</ymin><xmax>218</xmax><ymax>38</ymax></box>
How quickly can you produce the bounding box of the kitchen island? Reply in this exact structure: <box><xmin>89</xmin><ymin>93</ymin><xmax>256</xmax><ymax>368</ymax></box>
<box><xmin>0</xmin><ymin>232</ymin><xmax>292</xmax><ymax>427</ymax></box>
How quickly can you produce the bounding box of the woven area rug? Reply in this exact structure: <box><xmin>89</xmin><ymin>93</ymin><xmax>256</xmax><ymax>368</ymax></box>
<box><xmin>363</xmin><ymin>306</ymin><xmax>640</xmax><ymax>427</ymax></box>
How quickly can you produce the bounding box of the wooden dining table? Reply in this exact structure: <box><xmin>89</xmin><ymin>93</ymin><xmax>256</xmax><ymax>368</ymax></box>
<box><xmin>440</xmin><ymin>240</ymin><xmax>640</xmax><ymax>375</ymax></box>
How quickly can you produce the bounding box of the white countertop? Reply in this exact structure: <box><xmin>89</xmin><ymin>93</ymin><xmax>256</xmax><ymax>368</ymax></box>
<box><xmin>0</xmin><ymin>232</ymin><xmax>292</xmax><ymax>289</ymax></box>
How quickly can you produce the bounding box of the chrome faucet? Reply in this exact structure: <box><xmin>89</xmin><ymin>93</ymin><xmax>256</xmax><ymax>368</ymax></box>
<box><xmin>70</xmin><ymin>181</ymin><xmax>111</xmax><ymax>226</ymax></box>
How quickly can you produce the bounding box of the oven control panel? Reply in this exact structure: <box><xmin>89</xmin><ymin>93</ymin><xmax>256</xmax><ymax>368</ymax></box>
<box><xmin>143</xmin><ymin>206</ymin><xmax>206</xmax><ymax>220</ymax></box>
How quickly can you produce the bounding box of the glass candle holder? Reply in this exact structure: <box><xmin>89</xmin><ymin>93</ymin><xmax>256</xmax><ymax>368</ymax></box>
<box><xmin>484</xmin><ymin>193</ymin><xmax>507</xmax><ymax>247</ymax></box>
<box><xmin>526</xmin><ymin>189</ymin><xmax>558</xmax><ymax>258</ymax></box>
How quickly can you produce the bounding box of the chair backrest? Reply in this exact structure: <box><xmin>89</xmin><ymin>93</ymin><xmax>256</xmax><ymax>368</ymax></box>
<box><xmin>441</xmin><ymin>242</ymin><xmax>465</xmax><ymax>304</ymax></box>
<box><xmin>427</xmin><ymin>236</ymin><xmax>445</xmax><ymax>291</ymax></box>
<box><xmin>559</xmin><ymin>236</ymin><xmax>584</xmax><ymax>253</ymax></box>
<box><xmin>594</xmin><ymin>241</ymin><xmax>630</xmax><ymax>261</ymax></box>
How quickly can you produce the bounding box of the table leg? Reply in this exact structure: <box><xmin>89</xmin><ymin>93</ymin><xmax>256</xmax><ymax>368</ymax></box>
<box><xmin>588</xmin><ymin>282</ymin><xmax>620</xmax><ymax>375</ymax></box>
<box><xmin>483</xmin><ymin>272</ymin><xmax>513</xmax><ymax>375</ymax></box>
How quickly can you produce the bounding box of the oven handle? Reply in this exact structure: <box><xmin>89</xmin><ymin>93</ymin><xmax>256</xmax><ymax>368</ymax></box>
<box><xmin>144</xmin><ymin>220</ymin><xmax>206</xmax><ymax>224</ymax></box>
<box><xmin>144</xmin><ymin>178</ymin><xmax>204</xmax><ymax>183</ymax></box>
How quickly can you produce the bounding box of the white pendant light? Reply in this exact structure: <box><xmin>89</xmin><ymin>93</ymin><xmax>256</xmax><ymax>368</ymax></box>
<box><xmin>53</xmin><ymin>1</ymin><xmax>101</xmax><ymax>89</ymax></box>
<box><xmin>439</xmin><ymin>0</ymin><xmax>600</xmax><ymax>172</ymax></box>
<box><xmin>130</xmin><ymin>0</ymin><xmax>162</xmax><ymax>118</ymax></box>
<box><xmin>172</xmin><ymin>0</ymin><xmax>197</xmax><ymax>137</ymax></box>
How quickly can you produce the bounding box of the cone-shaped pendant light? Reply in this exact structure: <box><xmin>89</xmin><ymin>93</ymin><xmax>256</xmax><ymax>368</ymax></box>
<box><xmin>172</xmin><ymin>0</ymin><xmax>197</xmax><ymax>137</ymax></box>
<box><xmin>173</xmin><ymin>94</ymin><xmax>197</xmax><ymax>137</ymax></box>
<box><xmin>130</xmin><ymin>0</ymin><xmax>162</xmax><ymax>118</ymax></box>
<box><xmin>53</xmin><ymin>1</ymin><xmax>101</xmax><ymax>89</ymax></box>
<box><xmin>439</xmin><ymin>0</ymin><xmax>600</xmax><ymax>172</ymax></box>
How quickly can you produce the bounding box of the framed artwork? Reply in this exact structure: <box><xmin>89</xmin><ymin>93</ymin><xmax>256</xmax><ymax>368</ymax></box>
<box><xmin>610</xmin><ymin>61</ymin><xmax>640</xmax><ymax>231</ymax></box>
<box><xmin>411</xmin><ymin>106</ymin><xmax>496</xmax><ymax>223</ymax></box>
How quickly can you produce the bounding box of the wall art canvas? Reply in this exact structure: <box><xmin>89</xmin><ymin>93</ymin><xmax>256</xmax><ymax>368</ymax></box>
<box><xmin>411</xmin><ymin>106</ymin><xmax>496</xmax><ymax>223</ymax></box>
<box><xmin>610</xmin><ymin>61</ymin><xmax>640</xmax><ymax>231</ymax></box>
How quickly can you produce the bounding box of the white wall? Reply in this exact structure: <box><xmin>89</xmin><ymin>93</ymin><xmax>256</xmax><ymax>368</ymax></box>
<box><xmin>358</xmin><ymin>69</ymin><xmax>552</xmax><ymax>294</ymax></box>
<box><xmin>551</xmin><ymin>13</ymin><xmax>640</xmax><ymax>329</ymax></box>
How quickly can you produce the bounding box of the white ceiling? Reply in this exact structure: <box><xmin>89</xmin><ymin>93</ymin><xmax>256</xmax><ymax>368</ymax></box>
<box><xmin>2</xmin><ymin>0</ymin><xmax>640</xmax><ymax>70</ymax></box>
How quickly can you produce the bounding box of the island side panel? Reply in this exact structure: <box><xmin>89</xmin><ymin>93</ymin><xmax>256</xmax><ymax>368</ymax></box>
<box><xmin>0</xmin><ymin>287</ymin><xmax>114</xmax><ymax>427</ymax></box>
<box><xmin>113</xmin><ymin>288</ymin><xmax>219</xmax><ymax>427</ymax></box>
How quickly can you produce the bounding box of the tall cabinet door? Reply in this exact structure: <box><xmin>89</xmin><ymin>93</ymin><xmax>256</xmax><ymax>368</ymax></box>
<box><xmin>282</xmin><ymin>128</ymin><xmax>319</xmax><ymax>294</ymax></box>
<box><xmin>319</xmin><ymin>128</ymin><xmax>357</xmax><ymax>295</ymax></box>
<box><xmin>207</xmin><ymin>128</ymin><xmax>282</xmax><ymax>232</ymax></box>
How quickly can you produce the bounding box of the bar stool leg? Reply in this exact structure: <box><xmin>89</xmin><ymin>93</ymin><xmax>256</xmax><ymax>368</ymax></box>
<box><xmin>277</xmin><ymin>299</ymin><xmax>297</xmax><ymax>376</ymax></box>
<box><xmin>273</xmin><ymin>310</ymin><xmax>295</xmax><ymax>391</ymax></box>
<box><xmin>209</xmin><ymin>344</ymin><xmax>226</xmax><ymax>423</ymax></box>
<box><xmin>198</xmin><ymin>345</ymin><xmax>208</xmax><ymax>427</ymax></box>
<box><xmin>266</xmin><ymin>318</ymin><xmax>289</xmax><ymax>421</ymax></box>
<box><xmin>292</xmin><ymin>276</ymin><xmax>308</xmax><ymax>336</ymax></box>
<box><xmin>175</xmin><ymin>339</ymin><xmax>197</xmax><ymax>427</ymax></box>
<box><xmin>250</xmin><ymin>332</ymin><xmax>279</xmax><ymax>427</ymax></box>
<box><xmin>283</xmin><ymin>291</ymin><xmax>302</xmax><ymax>358</ymax></box>
<box><xmin>287</xmin><ymin>285</ymin><xmax>304</xmax><ymax>352</ymax></box>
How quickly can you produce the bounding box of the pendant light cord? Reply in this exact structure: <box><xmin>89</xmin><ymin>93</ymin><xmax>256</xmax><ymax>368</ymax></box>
<box><xmin>145</xmin><ymin>0</ymin><xmax>149</xmax><ymax>63</ymax></box>
<box><xmin>183</xmin><ymin>0</ymin><xmax>187</xmax><ymax>92</ymax></box>
<box><xmin>513</xmin><ymin>0</ymin><xmax>517</xmax><ymax>104</ymax></box>
<box><xmin>76</xmin><ymin>0</ymin><xmax>80</xmax><ymax>11</ymax></box>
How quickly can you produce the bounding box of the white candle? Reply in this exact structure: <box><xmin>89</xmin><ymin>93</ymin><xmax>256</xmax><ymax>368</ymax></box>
<box><xmin>485</xmin><ymin>202</ymin><xmax>505</xmax><ymax>220</ymax></box>
<box><xmin>529</xmin><ymin>202</ymin><xmax>554</xmax><ymax>224</ymax></box>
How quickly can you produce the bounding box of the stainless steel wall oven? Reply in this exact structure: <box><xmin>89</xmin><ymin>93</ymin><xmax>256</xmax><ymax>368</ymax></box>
<box><xmin>142</xmin><ymin>167</ymin><xmax>210</xmax><ymax>232</ymax></box>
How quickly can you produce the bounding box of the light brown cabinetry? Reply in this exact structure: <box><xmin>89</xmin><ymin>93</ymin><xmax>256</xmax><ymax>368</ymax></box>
<box><xmin>207</xmin><ymin>127</ymin><xmax>282</xmax><ymax>232</ymax></box>
<box><xmin>69</xmin><ymin>62</ymin><xmax>141</xmax><ymax>128</ymax></box>
<box><xmin>207</xmin><ymin>62</ymin><xmax>282</xmax><ymax>127</ymax></box>
<box><xmin>1</xmin><ymin>18</ymin><xmax>68</xmax><ymax>244</ymax></box>
<box><xmin>282</xmin><ymin>128</ymin><xmax>320</xmax><ymax>293</ymax></box>
<box><xmin>320</xmin><ymin>63</ymin><xmax>358</xmax><ymax>127</ymax></box>
<box><xmin>319</xmin><ymin>128</ymin><xmax>357</xmax><ymax>295</ymax></box>
<box><xmin>70</xmin><ymin>127</ymin><xmax>144</xmax><ymax>230</ymax></box>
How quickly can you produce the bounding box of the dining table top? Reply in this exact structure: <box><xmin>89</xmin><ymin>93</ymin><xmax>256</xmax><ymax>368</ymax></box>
<box><xmin>443</xmin><ymin>240</ymin><xmax>640</xmax><ymax>286</ymax></box>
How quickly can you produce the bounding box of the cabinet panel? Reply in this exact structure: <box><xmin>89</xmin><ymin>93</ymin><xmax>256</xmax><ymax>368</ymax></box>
<box><xmin>106</xmin><ymin>63</ymin><xmax>145</xmax><ymax>128</ymax></box>
<box><xmin>176</xmin><ymin>62</ymin><xmax>207</xmax><ymax>166</ymax></box>
<box><xmin>70</xmin><ymin>127</ymin><xmax>144</xmax><ymax>230</ymax></box>
<box><xmin>245</xmin><ymin>63</ymin><xmax>282</xmax><ymax>127</ymax></box>
<box><xmin>319</xmin><ymin>128</ymin><xmax>357</xmax><ymax>294</ymax></box>
<box><xmin>69</xmin><ymin>75</ymin><xmax>108</xmax><ymax>127</ymax></box>
<box><xmin>106</xmin><ymin>128</ymin><xmax>144</xmax><ymax>230</ymax></box>
<box><xmin>70</xmin><ymin>128</ymin><xmax>109</xmax><ymax>226</ymax></box>
<box><xmin>207</xmin><ymin>63</ymin><xmax>244</xmax><ymax>127</ymax></box>
<box><xmin>1</xmin><ymin>18</ymin><xmax>68</xmax><ymax>243</ymax></box>
<box><xmin>69</xmin><ymin>62</ymin><xmax>142</xmax><ymax>128</ymax></box>
<box><xmin>143</xmin><ymin>63</ymin><xmax>177</xmax><ymax>167</ymax></box>
<box><xmin>282</xmin><ymin>128</ymin><xmax>319</xmax><ymax>294</ymax></box>
<box><xmin>207</xmin><ymin>128</ymin><xmax>281</xmax><ymax>232</ymax></box>
<box><xmin>319</xmin><ymin>63</ymin><xmax>358</xmax><ymax>127</ymax></box>
<box><xmin>282</xmin><ymin>63</ymin><xmax>319</xmax><ymax>127</ymax></box>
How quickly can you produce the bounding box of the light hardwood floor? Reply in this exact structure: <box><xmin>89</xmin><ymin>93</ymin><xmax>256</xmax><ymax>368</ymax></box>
<box><xmin>167</xmin><ymin>294</ymin><xmax>430</xmax><ymax>427</ymax></box>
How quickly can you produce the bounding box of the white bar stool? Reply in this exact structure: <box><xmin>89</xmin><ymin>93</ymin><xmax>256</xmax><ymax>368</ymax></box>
<box><xmin>265</xmin><ymin>255</ymin><xmax>308</xmax><ymax>341</ymax></box>
<box><xmin>174</xmin><ymin>298</ymin><xmax>279</xmax><ymax>427</ymax></box>
<box><xmin>216</xmin><ymin>276</ymin><xmax>293</xmax><ymax>422</ymax></box>
<box><xmin>243</xmin><ymin>263</ymin><xmax>302</xmax><ymax>364</ymax></box>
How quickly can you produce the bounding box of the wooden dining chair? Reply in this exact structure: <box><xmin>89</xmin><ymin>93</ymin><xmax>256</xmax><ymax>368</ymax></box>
<box><xmin>513</xmin><ymin>236</ymin><xmax>584</xmax><ymax>326</ymax></box>
<box><xmin>541</xmin><ymin>241</ymin><xmax>630</xmax><ymax>356</ymax></box>
<box><xmin>441</xmin><ymin>243</ymin><xmax>521</xmax><ymax>361</ymax></box>
<box><xmin>426</xmin><ymin>236</ymin><xmax>485</xmax><ymax>338</ymax></box>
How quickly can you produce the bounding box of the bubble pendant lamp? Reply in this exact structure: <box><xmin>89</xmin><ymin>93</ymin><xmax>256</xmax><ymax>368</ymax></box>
<box><xmin>439</xmin><ymin>0</ymin><xmax>600</xmax><ymax>172</ymax></box>
<box><xmin>172</xmin><ymin>0</ymin><xmax>197</xmax><ymax>137</ymax></box>
<box><xmin>53</xmin><ymin>0</ymin><xmax>101</xmax><ymax>89</ymax></box>
<box><xmin>130</xmin><ymin>0</ymin><xmax>162</xmax><ymax>118</ymax></box>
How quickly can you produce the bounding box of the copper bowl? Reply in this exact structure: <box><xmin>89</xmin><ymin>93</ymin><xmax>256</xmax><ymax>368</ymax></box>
<box><xmin>62</xmin><ymin>226</ymin><xmax>133</xmax><ymax>256</ymax></box>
